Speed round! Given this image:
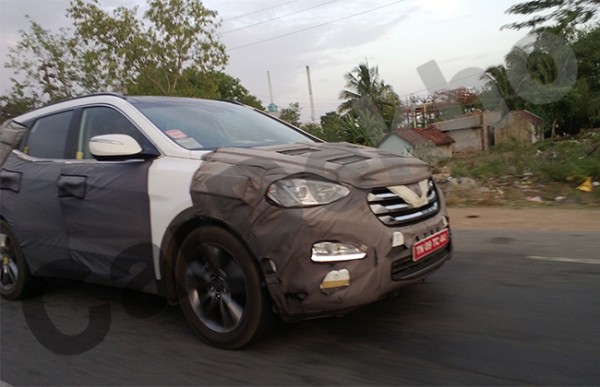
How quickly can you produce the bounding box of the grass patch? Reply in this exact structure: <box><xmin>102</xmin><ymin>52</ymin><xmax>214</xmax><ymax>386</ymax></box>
<box><xmin>441</xmin><ymin>132</ymin><xmax>600</xmax><ymax>207</ymax></box>
<box><xmin>448</xmin><ymin>132</ymin><xmax>600</xmax><ymax>184</ymax></box>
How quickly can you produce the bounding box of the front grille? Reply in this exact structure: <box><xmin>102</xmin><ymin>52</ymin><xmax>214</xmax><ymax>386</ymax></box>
<box><xmin>367</xmin><ymin>179</ymin><xmax>439</xmax><ymax>226</ymax></box>
<box><xmin>391</xmin><ymin>245</ymin><xmax>449</xmax><ymax>281</ymax></box>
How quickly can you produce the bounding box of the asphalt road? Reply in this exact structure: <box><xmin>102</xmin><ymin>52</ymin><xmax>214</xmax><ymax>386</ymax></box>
<box><xmin>2</xmin><ymin>229</ymin><xmax>600</xmax><ymax>386</ymax></box>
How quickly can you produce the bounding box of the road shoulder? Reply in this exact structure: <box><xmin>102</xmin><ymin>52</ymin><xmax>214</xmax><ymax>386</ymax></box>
<box><xmin>448</xmin><ymin>207</ymin><xmax>600</xmax><ymax>232</ymax></box>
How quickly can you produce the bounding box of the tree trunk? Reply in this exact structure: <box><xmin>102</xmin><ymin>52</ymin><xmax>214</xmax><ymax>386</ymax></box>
<box><xmin>551</xmin><ymin>118</ymin><xmax>558</xmax><ymax>139</ymax></box>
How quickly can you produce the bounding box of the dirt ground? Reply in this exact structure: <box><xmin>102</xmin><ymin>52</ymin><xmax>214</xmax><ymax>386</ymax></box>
<box><xmin>448</xmin><ymin>206</ymin><xmax>600</xmax><ymax>232</ymax></box>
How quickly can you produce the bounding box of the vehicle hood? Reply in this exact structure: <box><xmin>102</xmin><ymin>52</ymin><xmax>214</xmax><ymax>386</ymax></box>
<box><xmin>193</xmin><ymin>142</ymin><xmax>430</xmax><ymax>191</ymax></box>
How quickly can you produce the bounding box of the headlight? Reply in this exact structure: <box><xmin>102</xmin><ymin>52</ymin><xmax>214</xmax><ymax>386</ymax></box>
<box><xmin>267</xmin><ymin>178</ymin><xmax>350</xmax><ymax>207</ymax></box>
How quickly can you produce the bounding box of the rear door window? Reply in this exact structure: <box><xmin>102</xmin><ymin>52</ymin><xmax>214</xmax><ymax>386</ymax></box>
<box><xmin>25</xmin><ymin>111</ymin><xmax>74</xmax><ymax>159</ymax></box>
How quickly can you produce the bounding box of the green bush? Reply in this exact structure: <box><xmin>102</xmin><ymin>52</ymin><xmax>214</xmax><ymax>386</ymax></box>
<box><xmin>534</xmin><ymin>137</ymin><xmax>600</xmax><ymax>182</ymax></box>
<box><xmin>449</xmin><ymin>133</ymin><xmax>600</xmax><ymax>183</ymax></box>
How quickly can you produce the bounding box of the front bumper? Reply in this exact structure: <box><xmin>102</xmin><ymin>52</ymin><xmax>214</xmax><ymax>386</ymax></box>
<box><xmin>256</xmin><ymin>198</ymin><xmax>452</xmax><ymax>321</ymax></box>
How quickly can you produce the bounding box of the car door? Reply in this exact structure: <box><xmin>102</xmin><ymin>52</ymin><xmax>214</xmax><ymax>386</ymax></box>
<box><xmin>0</xmin><ymin>110</ymin><xmax>76</xmax><ymax>277</ymax></box>
<box><xmin>57</xmin><ymin>105</ymin><xmax>160</xmax><ymax>292</ymax></box>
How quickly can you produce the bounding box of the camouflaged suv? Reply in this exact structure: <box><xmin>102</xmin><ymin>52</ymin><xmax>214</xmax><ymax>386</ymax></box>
<box><xmin>0</xmin><ymin>94</ymin><xmax>452</xmax><ymax>348</ymax></box>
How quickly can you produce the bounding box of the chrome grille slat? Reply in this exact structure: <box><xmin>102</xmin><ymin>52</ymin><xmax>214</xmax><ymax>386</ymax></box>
<box><xmin>367</xmin><ymin>179</ymin><xmax>440</xmax><ymax>227</ymax></box>
<box><xmin>367</xmin><ymin>192</ymin><xmax>398</xmax><ymax>201</ymax></box>
<box><xmin>379</xmin><ymin>202</ymin><xmax>439</xmax><ymax>225</ymax></box>
<box><xmin>369</xmin><ymin>202</ymin><xmax>411</xmax><ymax>214</ymax></box>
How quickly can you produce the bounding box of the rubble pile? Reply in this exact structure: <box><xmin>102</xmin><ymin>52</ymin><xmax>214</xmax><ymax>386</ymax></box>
<box><xmin>434</xmin><ymin>173</ymin><xmax>599</xmax><ymax>206</ymax></box>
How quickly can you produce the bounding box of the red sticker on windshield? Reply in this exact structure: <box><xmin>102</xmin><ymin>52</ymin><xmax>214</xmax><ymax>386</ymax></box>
<box><xmin>165</xmin><ymin>129</ymin><xmax>188</xmax><ymax>139</ymax></box>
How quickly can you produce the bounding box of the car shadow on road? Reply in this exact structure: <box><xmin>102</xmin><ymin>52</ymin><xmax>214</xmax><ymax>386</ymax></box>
<box><xmin>5</xmin><ymin>271</ymin><xmax>454</xmax><ymax>356</ymax></box>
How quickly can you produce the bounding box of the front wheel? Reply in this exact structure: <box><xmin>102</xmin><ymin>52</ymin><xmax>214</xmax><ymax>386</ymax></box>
<box><xmin>175</xmin><ymin>226</ymin><xmax>272</xmax><ymax>349</ymax></box>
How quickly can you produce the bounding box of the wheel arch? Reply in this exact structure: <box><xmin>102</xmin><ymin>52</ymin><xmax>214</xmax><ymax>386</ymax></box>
<box><xmin>159</xmin><ymin>208</ymin><xmax>261</xmax><ymax>304</ymax></box>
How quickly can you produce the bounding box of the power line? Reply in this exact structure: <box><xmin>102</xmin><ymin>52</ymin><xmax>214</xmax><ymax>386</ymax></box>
<box><xmin>222</xmin><ymin>0</ymin><xmax>341</xmax><ymax>35</ymax></box>
<box><xmin>228</xmin><ymin>0</ymin><xmax>407</xmax><ymax>51</ymax></box>
<box><xmin>258</xmin><ymin>66</ymin><xmax>594</xmax><ymax>113</ymax></box>
<box><xmin>223</xmin><ymin>0</ymin><xmax>303</xmax><ymax>21</ymax></box>
<box><xmin>261</xmin><ymin>72</ymin><xmax>491</xmax><ymax>109</ymax></box>
<box><xmin>254</xmin><ymin>72</ymin><xmax>480</xmax><ymax>104</ymax></box>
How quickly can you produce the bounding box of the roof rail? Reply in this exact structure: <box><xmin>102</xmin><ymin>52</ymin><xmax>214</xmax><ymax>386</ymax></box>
<box><xmin>41</xmin><ymin>92</ymin><xmax>127</xmax><ymax>109</ymax></box>
<box><xmin>220</xmin><ymin>99</ymin><xmax>245</xmax><ymax>106</ymax></box>
<box><xmin>63</xmin><ymin>92</ymin><xmax>126</xmax><ymax>102</ymax></box>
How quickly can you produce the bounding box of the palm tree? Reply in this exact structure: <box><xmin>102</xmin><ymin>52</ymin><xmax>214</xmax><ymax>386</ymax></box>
<box><xmin>481</xmin><ymin>65</ymin><xmax>518</xmax><ymax>110</ymax></box>
<box><xmin>338</xmin><ymin>61</ymin><xmax>401</xmax><ymax>130</ymax></box>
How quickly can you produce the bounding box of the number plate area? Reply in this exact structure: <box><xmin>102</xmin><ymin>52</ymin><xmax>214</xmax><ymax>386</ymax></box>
<box><xmin>412</xmin><ymin>229</ymin><xmax>449</xmax><ymax>262</ymax></box>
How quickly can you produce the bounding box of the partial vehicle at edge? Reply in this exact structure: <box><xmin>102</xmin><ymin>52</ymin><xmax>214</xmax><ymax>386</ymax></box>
<box><xmin>0</xmin><ymin>94</ymin><xmax>452</xmax><ymax>348</ymax></box>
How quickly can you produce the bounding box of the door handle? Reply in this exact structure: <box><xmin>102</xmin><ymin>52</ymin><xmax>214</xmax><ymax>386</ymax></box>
<box><xmin>58</xmin><ymin>175</ymin><xmax>87</xmax><ymax>199</ymax></box>
<box><xmin>0</xmin><ymin>169</ymin><xmax>22</xmax><ymax>192</ymax></box>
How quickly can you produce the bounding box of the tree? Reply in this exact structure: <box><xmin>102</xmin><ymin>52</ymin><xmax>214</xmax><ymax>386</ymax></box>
<box><xmin>336</xmin><ymin>61</ymin><xmax>402</xmax><ymax>146</ymax></box>
<box><xmin>300</xmin><ymin>122</ymin><xmax>323</xmax><ymax>139</ymax></box>
<box><xmin>503</xmin><ymin>0</ymin><xmax>600</xmax><ymax>35</ymax></box>
<box><xmin>503</xmin><ymin>31</ymin><xmax>581</xmax><ymax>135</ymax></box>
<box><xmin>571</xmin><ymin>24</ymin><xmax>600</xmax><ymax>128</ymax></box>
<box><xmin>0</xmin><ymin>87</ymin><xmax>37</xmax><ymax>121</ymax></box>
<box><xmin>210</xmin><ymin>72</ymin><xmax>264</xmax><ymax>109</ymax></box>
<box><xmin>68</xmin><ymin>0</ymin><xmax>227</xmax><ymax>94</ymax></box>
<box><xmin>483</xmin><ymin>3</ymin><xmax>600</xmax><ymax>136</ymax></box>
<box><xmin>479</xmin><ymin>25</ymin><xmax>600</xmax><ymax>136</ymax></box>
<box><xmin>347</xmin><ymin>107</ymin><xmax>386</xmax><ymax>147</ymax></box>
<box><xmin>127</xmin><ymin>69</ymin><xmax>264</xmax><ymax>109</ymax></box>
<box><xmin>279</xmin><ymin>102</ymin><xmax>302</xmax><ymax>127</ymax></box>
<box><xmin>130</xmin><ymin>67</ymin><xmax>221</xmax><ymax>98</ymax></box>
<box><xmin>481</xmin><ymin>64</ymin><xmax>523</xmax><ymax>111</ymax></box>
<box><xmin>319</xmin><ymin>111</ymin><xmax>346</xmax><ymax>142</ymax></box>
<box><xmin>338</xmin><ymin>61</ymin><xmax>402</xmax><ymax>130</ymax></box>
<box><xmin>4</xmin><ymin>17</ymin><xmax>80</xmax><ymax>105</ymax></box>
<box><xmin>3</xmin><ymin>0</ymin><xmax>265</xmax><ymax>115</ymax></box>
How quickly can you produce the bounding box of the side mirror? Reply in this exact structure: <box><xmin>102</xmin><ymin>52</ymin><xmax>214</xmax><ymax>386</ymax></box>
<box><xmin>89</xmin><ymin>134</ymin><xmax>143</xmax><ymax>158</ymax></box>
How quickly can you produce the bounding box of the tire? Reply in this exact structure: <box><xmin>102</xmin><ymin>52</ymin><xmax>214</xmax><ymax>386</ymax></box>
<box><xmin>0</xmin><ymin>219</ymin><xmax>34</xmax><ymax>300</ymax></box>
<box><xmin>175</xmin><ymin>226</ymin><xmax>272</xmax><ymax>349</ymax></box>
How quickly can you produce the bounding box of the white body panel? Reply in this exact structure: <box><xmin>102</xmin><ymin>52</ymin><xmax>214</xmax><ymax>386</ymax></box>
<box><xmin>147</xmin><ymin>155</ymin><xmax>207</xmax><ymax>279</ymax></box>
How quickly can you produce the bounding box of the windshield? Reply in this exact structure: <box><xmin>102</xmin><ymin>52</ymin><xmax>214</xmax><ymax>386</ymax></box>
<box><xmin>130</xmin><ymin>97</ymin><xmax>317</xmax><ymax>150</ymax></box>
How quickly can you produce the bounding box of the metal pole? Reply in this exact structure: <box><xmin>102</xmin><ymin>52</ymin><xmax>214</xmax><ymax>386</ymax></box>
<box><xmin>306</xmin><ymin>65</ymin><xmax>316</xmax><ymax>122</ymax></box>
<box><xmin>267</xmin><ymin>71</ymin><xmax>274</xmax><ymax>104</ymax></box>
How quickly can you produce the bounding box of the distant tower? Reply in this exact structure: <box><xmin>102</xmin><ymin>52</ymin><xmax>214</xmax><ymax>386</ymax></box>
<box><xmin>306</xmin><ymin>65</ymin><xmax>316</xmax><ymax>122</ymax></box>
<box><xmin>266</xmin><ymin>71</ymin><xmax>279</xmax><ymax>117</ymax></box>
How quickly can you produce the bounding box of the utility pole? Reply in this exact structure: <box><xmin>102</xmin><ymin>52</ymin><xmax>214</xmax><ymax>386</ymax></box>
<box><xmin>306</xmin><ymin>65</ymin><xmax>316</xmax><ymax>122</ymax></box>
<box><xmin>266</xmin><ymin>71</ymin><xmax>279</xmax><ymax>115</ymax></box>
<box><xmin>267</xmin><ymin>71</ymin><xmax>274</xmax><ymax>104</ymax></box>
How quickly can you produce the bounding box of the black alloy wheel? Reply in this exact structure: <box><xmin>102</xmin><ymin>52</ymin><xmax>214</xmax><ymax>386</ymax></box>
<box><xmin>176</xmin><ymin>226</ymin><xmax>271</xmax><ymax>349</ymax></box>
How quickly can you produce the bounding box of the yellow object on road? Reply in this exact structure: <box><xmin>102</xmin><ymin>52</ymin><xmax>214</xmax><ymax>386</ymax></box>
<box><xmin>576</xmin><ymin>177</ymin><xmax>593</xmax><ymax>192</ymax></box>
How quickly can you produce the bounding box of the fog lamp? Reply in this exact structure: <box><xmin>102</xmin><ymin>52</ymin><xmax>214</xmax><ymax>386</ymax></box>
<box><xmin>311</xmin><ymin>242</ymin><xmax>366</xmax><ymax>262</ymax></box>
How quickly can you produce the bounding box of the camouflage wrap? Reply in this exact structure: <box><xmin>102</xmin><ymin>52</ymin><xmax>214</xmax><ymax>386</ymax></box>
<box><xmin>190</xmin><ymin>142</ymin><xmax>452</xmax><ymax>320</ymax></box>
<box><xmin>0</xmin><ymin>120</ymin><xmax>27</xmax><ymax>167</ymax></box>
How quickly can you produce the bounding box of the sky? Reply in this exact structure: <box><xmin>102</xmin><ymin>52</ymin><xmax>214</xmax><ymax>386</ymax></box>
<box><xmin>0</xmin><ymin>0</ymin><xmax>530</xmax><ymax>122</ymax></box>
